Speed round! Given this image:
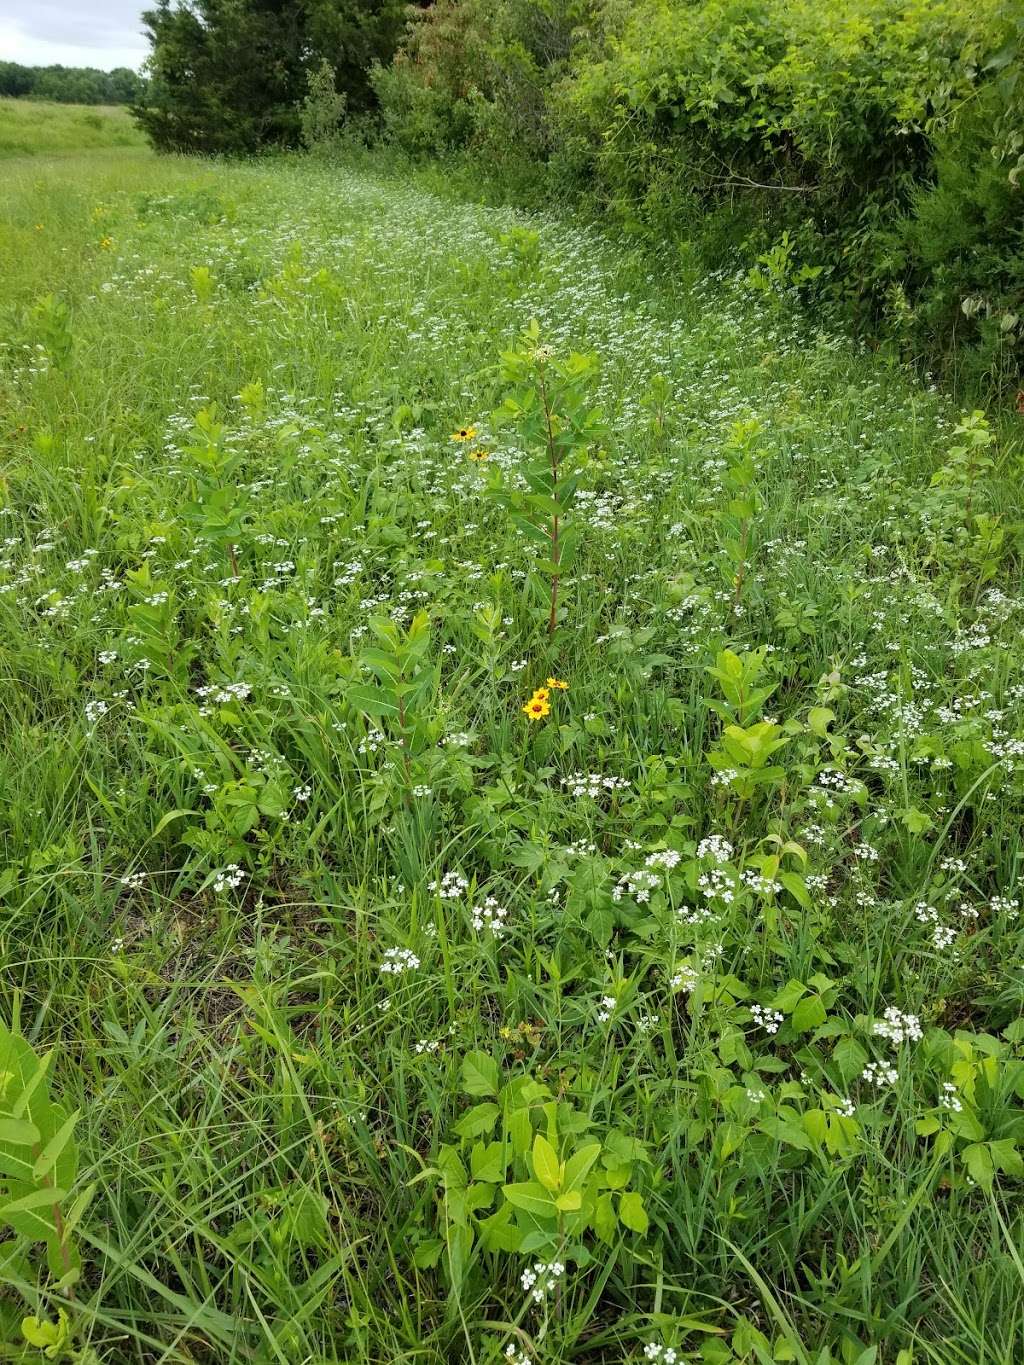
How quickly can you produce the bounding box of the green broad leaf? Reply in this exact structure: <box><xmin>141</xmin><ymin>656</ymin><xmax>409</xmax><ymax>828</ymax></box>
<box><xmin>21</xmin><ymin>1312</ymin><xmax>68</xmax><ymax>1351</ymax></box>
<box><xmin>11</xmin><ymin>1052</ymin><xmax>53</xmax><ymax>1119</ymax></box>
<box><xmin>801</xmin><ymin>1108</ymin><xmax>828</xmax><ymax>1149</ymax></box>
<box><xmin>61</xmin><ymin>1182</ymin><xmax>95</xmax><ymax>1242</ymax></box>
<box><xmin>0</xmin><ymin>1118</ymin><xmax>40</xmax><ymax>1146</ymax></box>
<box><xmin>478</xmin><ymin>1204</ymin><xmax>522</xmax><ymax>1253</ymax></box>
<box><xmin>346</xmin><ymin>684</ymin><xmax>399</xmax><ymax>721</ymax></box>
<box><xmin>509</xmin><ymin>514</ymin><xmax>550</xmax><ymax>545</ymax></box>
<box><xmin>505</xmin><ymin>1105</ymin><xmax>533</xmax><ymax>1157</ymax></box>
<box><xmin>831</xmin><ymin>1036</ymin><xmax>869</xmax><ymax>1083</ymax></box>
<box><xmin>791</xmin><ymin>994</ymin><xmax>827</xmax><ymax>1032</ymax></box>
<box><xmin>758</xmin><ymin>1116</ymin><xmax>812</xmax><ymax>1151</ymax></box>
<box><xmin>33</xmin><ymin>1109</ymin><xmax>80</xmax><ymax>1181</ymax></box>
<box><xmin>989</xmin><ymin>1138</ymin><xmax>1024</xmax><ymax>1177</ymax></box>
<box><xmin>778</xmin><ymin>871</ymin><xmax>811</xmax><ymax>909</ymax></box>
<box><xmin>412</xmin><ymin>1238</ymin><xmax>444</xmax><ymax>1268</ymax></box>
<box><xmin>532</xmin><ymin>1133</ymin><xmax>561</xmax><ymax>1192</ymax></box>
<box><xmin>618</xmin><ymin>1190</ymin><xmax>649</xmax><ymax>1234</ymax></box>
<box><xmin>562</xmin><ymin>1142</ymin><xmax>601</xmax><ymax>1192</ymax></box>
<box><xmin>555</xmin><ymin>1190</ymin><xmax>582</xmax><ymax>1211</ymax></box>
<box><xmin>461</xmin><ymin>1051</ymin><xmax>499</xmax><ymax>1097</ymax></box>
<box><xmin>962</xmin><ymin>1142</ymin><xmax>994</xmax><ymax>1189</ymax></box>
<box><xmin>502</xmin><ymin>1181</ymin><xmax>557</xmax><ymax>1219</ymax></box>
<box><xmin>808</xmin><ymin>707</ymin><xmax>835</xmax><ymax>737</ymax></box>
<box><xmin>771</xmin><ymin>979</ymin><xmax>806</xmax><ymax>1013</ymax></box>
<box><xmin>453</xmin><ymin>1102</ymin><xmax>500</xmax><ymax>1140</ymax></box>
<box><xmin>594</xmin><ymin>1192</ymin><xmax>616</xmax><ymax>1244</ymax></box>
<box><xmin>0</xmin><ymin>1187</ymin><xmax>68</xmax><ymax>1216</ymax></box>
<box><xmin>470</xmin><ymin>1141</ymin><xmax>506</xmax><ymax>1184</ymax></box>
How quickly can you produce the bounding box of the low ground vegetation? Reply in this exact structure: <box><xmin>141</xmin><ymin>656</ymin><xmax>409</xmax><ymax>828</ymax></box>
<box><xmin>0</xmin><ymin>124</ymin><xmax>1022</xmax><ymax>1361</ymax></box>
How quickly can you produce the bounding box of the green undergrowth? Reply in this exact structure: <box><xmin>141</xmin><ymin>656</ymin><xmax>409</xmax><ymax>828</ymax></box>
<box><xmin>0</xmin><ymin>146</ymin><xmax>1022</xmax><ymax>1362</ymax></box>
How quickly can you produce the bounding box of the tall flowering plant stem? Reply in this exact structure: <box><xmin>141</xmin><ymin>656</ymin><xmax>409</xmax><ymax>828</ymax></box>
<box><xmin>488</xmin><ymin>320</ymin><xmax>606</xmax><ymax>639</ymax></box>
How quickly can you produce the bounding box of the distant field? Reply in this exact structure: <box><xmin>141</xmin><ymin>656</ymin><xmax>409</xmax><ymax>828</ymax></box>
<box><xmin>0</xmin><ymin>97</ymin><xmax>147</xmax><ymax>156</ymax></box>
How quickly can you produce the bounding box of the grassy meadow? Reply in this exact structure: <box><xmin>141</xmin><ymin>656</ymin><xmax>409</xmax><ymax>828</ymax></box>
<box><xmin>0</xmin><ymin>99</ymin><xmax>146</xmax><ymax>157</ymax></box>
<box><xmin>0</xmin><ymin>116</ymin><xmax>1023</xmax><ymax>1364</ymax></box>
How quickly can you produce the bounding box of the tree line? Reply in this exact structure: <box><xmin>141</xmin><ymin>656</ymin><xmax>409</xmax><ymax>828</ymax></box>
<box><xmin>0</xmin><ymin>62</ymin><xmax>145</xmax><ymax>105</ymax></box>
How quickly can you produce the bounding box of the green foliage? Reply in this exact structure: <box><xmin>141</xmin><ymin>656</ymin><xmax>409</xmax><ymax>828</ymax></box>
<box><xmin>420</xmin><ymin>1055</ymin><xmax>651</xmax><ymax>1291</ymax></box>
<box><xmin>488</xmin><ymin>320</ymin><xmax>606</xmax><ymax>635</ymax></box>
<box><xmin>372</xmin><ymin>0</ymin><xmax>585</xmax><ymax>161</ymax></box>
<box><xmin>299</xmin><ymin>58</ymin><xmax>349</xmax><ymax>155</ymax></box>
<box><xmin>0</xmin><ymin>62</ymin><xmax>144</xmax><ymax>106</ymax></box>
<box><xmin>376</xmin><ymin>0</ymin><xmax>1024</xmax><ymax>393</ymax></box>
<box><xmin>0</xmin><ymin>1014</ymin><xmax>87</xmax><ymax>1296</ymax></box>
<box><xmin>3</xmin><ymin>137</ymin><xmax>1024</xmax><ymax>1362</ymax></box>
<box><xmin>135</xmin><ymin>0</ymin><xmax>406</xmax><ymax>153</ymax></box>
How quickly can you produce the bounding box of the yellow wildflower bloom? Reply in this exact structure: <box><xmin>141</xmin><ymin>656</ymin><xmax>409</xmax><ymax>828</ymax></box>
<box><xmin>546</xmin><ymin>677</ymin><xmax>569</xmax><ymax>690</ymax></box>
<box><xmin>451</xmin><ymin>425</ymin><xmax>478</xmax><ymax>442</ymax></box>
<box><xmin>522</xmin><ymin>696</ymin><xmax>551</xmax><ymax>721</ymax></box>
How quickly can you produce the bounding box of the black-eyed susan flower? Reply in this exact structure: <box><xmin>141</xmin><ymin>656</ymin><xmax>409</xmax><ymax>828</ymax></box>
<box><xmin>451</xmin><ymin>425</ymin><xmax>478</xmax><ymax>442</ymax></box>
<box><xmin>467</xmin><ymin>447</ymin><xmax>490</xmax><ymax>462</ymax></box>
<box><xmin>532</xmin><ymin>687</ymin><xmax>551</xmax><ymax>702</ymax></box>
<box><xmin>522</xmin><ymin>695</ymin><xmax>551</xmax><ymax>721</ymax></box>
<box><xmin>546</xmin><ymin>676</ymin><xmax>569</xmax><ymax>690</ymax></box>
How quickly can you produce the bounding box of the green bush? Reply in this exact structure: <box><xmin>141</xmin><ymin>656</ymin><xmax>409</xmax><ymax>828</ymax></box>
<box><xmin>372</xmin><ymin>0</ymin><xmax>584</xmax><ymax>162</ymax></box>
<box><xmin>375</xmin><ymin>0</ymin><xmax>1024</xmax><ymax>395</ymax></box>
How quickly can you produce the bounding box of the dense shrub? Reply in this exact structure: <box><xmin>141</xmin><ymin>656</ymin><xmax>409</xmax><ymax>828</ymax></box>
<box><xmin>375</xmin><ymin>0</ymin><xmax>1024</xmax><ymax>395</ymax></box>
<box><xmin>894</xmin><ymin>16</ymin><xmax>1024</xmax><ymax>391</ymax></box>
<box><xmin>372</xmin><ymin>0</ymin><xmax>586</xmax><ymax>161</ymax></box>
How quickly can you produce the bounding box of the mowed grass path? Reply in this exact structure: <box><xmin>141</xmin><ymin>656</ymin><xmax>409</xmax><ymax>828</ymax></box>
<box><xmin>0</xmin><ymin>143</ymin><xmax>1023</xmax><ymax>1363</ymax></box>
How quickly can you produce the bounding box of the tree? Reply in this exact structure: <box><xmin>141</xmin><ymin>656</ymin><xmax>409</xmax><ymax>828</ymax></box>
<box><xmin>133</xmin><ymin>0</ymin><xmax>407</xmax><ymax>154</ymax></box>
<box><xmin>0</xmin><ymin>61</ymin><xmax>144</xmax><ymax>104</ymax></box>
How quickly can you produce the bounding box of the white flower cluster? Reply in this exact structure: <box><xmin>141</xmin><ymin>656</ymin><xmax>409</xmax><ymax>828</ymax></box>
<box><xmin>696</xmin><ymin>834</ymin><xmax>734</xmax><ymax>863</ymax></box>
<box><xmin>212</xmin><ymin>863</ymin><xmax>243</xmax><ymax>894</ymax></box>
<box><xmin>645</xmin><ymin>848</ymin><xmax>682</xmax><ymax>871</ymax></box>
<box><xmin>643</xmin><ymin>1346</ymin><xmax>680</xmax><ymax>1364</ymax></box>
<box><xmin>861</xmin><ymin>1060</ymin><xmax>899</xmax><ymax>1087</ymax></box>
<box><xmin>671</xmin><ymin>964</ymin><xmax>698</xmax><ymax>992</ymax></box>
<box><xmin>872</xmin><ymin>1006</ymin><xmax>922</xmax><ymax>1046</ymax></box>
<box><xmin>750</xmin><ymin>1004</ymin><xmax>783</xmax><ymax>1034</ymax></box>
<box><xmin>939</xmin><ymin>1082</ymin><xmax>962</xmax><ymax>1112</ymax></box>
<box><xmin>471</xmin><ymin>896</ymin><xmax>509</xmax><ymax>936</ymax></box>
<box><xmin>521</xmin><ymin>1259</ymin><xmax>564</xmax><ymax>1303</ymax></box>
<box><xmin>380</xmin><ymin>947</ymin><xmax>420</xmax><ymax>975</ymax></box>
<box><xmin>613</xmin><ymin>869</ymin><xmax>660</xmax><ymax>904</ymax></box>
<box><xmin>428</xmin><ymin>870</ymin><xmax>468</xmax><ymax>899</ymax></box>
<box><xmin>914</xmin><ymin>901</ymin><xmax>957</xmax><ymax>950</ymax></box>
<box><xmin>196</xmin><ymin>681</ymin><xmax>252</xmax><ymax>704</ymax></box>
<box><xmin>560</xmin><ymin>772</ymin><xmax>630</xmax><ymax>799</ymax></box>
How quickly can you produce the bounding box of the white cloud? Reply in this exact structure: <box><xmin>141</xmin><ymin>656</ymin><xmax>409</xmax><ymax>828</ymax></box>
<box><xmin>0</xmin><ymin>2</ymin><xmax>149</xmax><ymax>72</ymax></box>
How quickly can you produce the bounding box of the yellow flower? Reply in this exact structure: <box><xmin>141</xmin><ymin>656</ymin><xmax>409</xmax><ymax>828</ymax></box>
<box><xmin>451</xmin><ymin>425</ymin><xmax>478</xmax><ymax>442</ymax></box>
<box><xmin>531</xmin><ymin>687</ymin><xmax>551</xmax><ymax>702</ymax></box>
<box><xmin>467</xmin><ymin>448</ymin><xmax>490</xmax><ymax>462</ymax></box>
<box><xmin>34</xmin><ymin>223</ymin><xmax>44</xmax><ymax>232</ymax></box>
<box><xmin>546</xmin><ymin>676</ymin><xmax>569</xmax><ymax>690</ymax></box>
<box><xmin>99</xmin><ymin>236</ymin><xmax>113</xmax><ymax>250</ymax></box>
<box><xmin>522</xmin><ymin>696</ymin><xmax>551</xmax><ymax>721</ymax></box>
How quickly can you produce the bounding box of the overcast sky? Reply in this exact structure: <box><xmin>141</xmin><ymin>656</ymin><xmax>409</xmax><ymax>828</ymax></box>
<box><xmin>1</xmin><ymin>1</ymin><xmax>150</xmax><ymax>71</ymax></box>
